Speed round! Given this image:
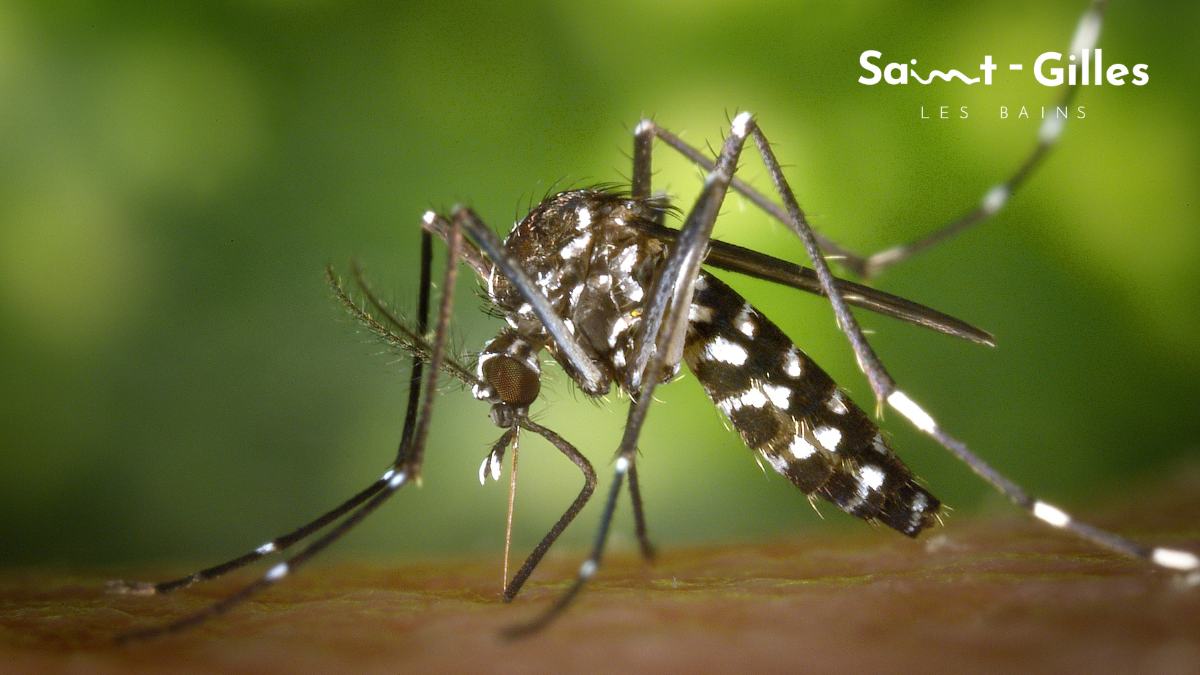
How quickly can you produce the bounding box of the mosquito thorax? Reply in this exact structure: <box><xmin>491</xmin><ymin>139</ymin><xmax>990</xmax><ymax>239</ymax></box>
<box><xmin>486</xmin><ymin>189</ymin><xmax>673</xmax><ymax>396</ymax></box>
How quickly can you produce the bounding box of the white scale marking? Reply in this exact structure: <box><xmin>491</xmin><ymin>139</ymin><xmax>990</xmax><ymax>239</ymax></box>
<box><xmin>1152</xmin><ymin>548</ymin><xmax>1200</xmax><ymax>571</ymax></box>
<box><xmin>615</xmin><ymin>456</ymin><xmax>631</xmax><ymax>474</ymax></box>
<box><xmin>731</xmin><ymin>111</ymin><xmax>753</xmax><ymax>138</ymax></box>
<box><xmin>717</xmin><ymin>387</ymin><xmax>769</xmax><ymax>415</ymax></box>
<box><xmin>535</xmin><ymin>268</ymin><xmax>563</xmax><ymax>294</ymax></box>
<box><xmin>981</xmin><ymin>185</ymin><xmax>1010</xmax><ymax>215</ymax></box>
<box><xmin>476</xmin><ymin>351</ymin><xmax>495</xmax><ymax>380</ymax></box>
<box><xmin>475</xmin><ymin>351</ymin><xmax>495</xmax><ymax>399</ymax></box>
<box><xmin>788</xmin><ymin>433</ymin><xmax>816</xmax><ymax>460</ymax></box>
<box><xmin>478</xmin><ymin>456</ymin><xmax>490</xmax><ymax>485</ymax></box>
<box><xmin>735</xmin><ymin>304</ymin><xmax>756</xmax><ymax>337</ymax></box>
<box><xmin>617</xmin><ymin>245</ymin><xmax>638</xmax><ymax>273</ymax></box>
<box><xmin>265</xmin><ymin>562</ymin><xmax>289</xmax><ymax>581</ymax></box>
<box><xmin>559</xmin><ymin>232</ymin><xmax>592</xmax><ymax>260</ymax></box>
<box><xmin>813</xmin><ymin>426</ymin><xmax>842</xmax><ymax>452</ymax></box>
<box><xmin>569</xmin><ymin>283</ymin><xmax>584</xmax><ymax>306</ymax></box>
<box><xmin>704</xmin><ymin>336</ymin><xmax>748</xmax><ymax>365</ymax></box>
<box><xmin>888</xmin><ymin>390</ymin><xmax>938</xmax><ymax>432</ymax></box>
<box><xmin>761</xmin><ymin>382</ymin><xmax>791</xmax><ymax>409</ymax></box>
<box><xmin>1070</xmin><ymin>8</ymin><xmax>1102</xmax><ymax>58</ymax></box>
<box><xmin>783</xmin><ymin>349</ymin><xmax>802</xmax><ymax>378</ymax></box>
<box><xmin>422</xmin><ymin>210</ymin><xmax>436</xmax><ymax>225</ymax></box>
<box><xmin>608</xmin><ymin>314</ymin><xmax>631</xmax><ymax>347</ymax></box>
<box><xmin>911</xmin><ymin>492</ymin><xmax>928</xmax><ymax>514</ymax></box>
<box><xmin>256</xmin><ymin>542</ymin><xmax>276</xmax><ymax>555</ymax></box>
<box><xmin>689</xmin><ymin>304</ymin><xmax>715</xmax><ymax>324</ymax></box>
<box><xmin>871</xmin><ymin>433</ymin><xmax>888</xmax><ymax>454</ymax></box>
<box><xmin>1039</xmin><ymin>115</ymin><xmax>1065</xmax><ymax>144</ymax></box>
<box><xmin>576</xmin><ymin>206</ymin><xmax>591</xmax><ymax>229</ymax></box>
<box><xmin>763</xmin><ymin>451</ymin><xmax>791</xmax><ymax>474</ymax></box>
<box><xmin>381</xmin><ymin>468</ymin><xmax>396</xmax><ymax>483</ymax></box>
<box><xmin>579</xmin><ymin>559</ymin><xmax>598</xmax><ymax>579</ymax></box>
<box><xmin>826</xmin><ymin>390</ymin><xmax>848</xmax><ymax>415</ymax></box>
<box><xmin>910</xmin><ymin>493</ymin><xmax>929</xmax><ymax>528</ymax></box>
<box><xmin>859</xmin><ymin>465</ymin><xmax>885</xmax><ymax>492</ymax></box>
<box><xmin>389</xmin><ymin>471</ymin><xmax>408</xmax><ymax>488</ymax></box>
<box><xmin>635</xmin><ymin>119</ymin><xmax>653</xmax><ymax>136</ymax></box>
<box><xmin>1032</xmin><ymin>500</ymin><xmax>1071</xmax><ymax>528</ymax></box>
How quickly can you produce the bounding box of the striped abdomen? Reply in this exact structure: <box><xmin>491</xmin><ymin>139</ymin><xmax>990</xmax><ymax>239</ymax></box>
<box><xmin>683</xmin><ymin>272</ymin><xmax>939</xmax><ymax>537</ymax></box>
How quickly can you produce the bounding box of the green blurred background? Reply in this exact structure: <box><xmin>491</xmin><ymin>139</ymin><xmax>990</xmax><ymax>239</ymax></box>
<box><xmin>2</xmin><ymin>1</ymin><xmax>1197</xmax><ymax>569</ymax></box>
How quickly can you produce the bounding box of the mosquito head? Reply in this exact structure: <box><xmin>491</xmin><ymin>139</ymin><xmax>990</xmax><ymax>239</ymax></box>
<box><xmin>474</xmin><ymin>331</ymin><xmax>542</xmax><ymax>427</ymax></box>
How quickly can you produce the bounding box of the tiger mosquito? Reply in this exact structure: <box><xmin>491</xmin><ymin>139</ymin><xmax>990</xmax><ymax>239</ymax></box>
<box><xmin>111</xmin><ymin>0</ymin><xmax>1197</xmax><ymax>642</ymax></box>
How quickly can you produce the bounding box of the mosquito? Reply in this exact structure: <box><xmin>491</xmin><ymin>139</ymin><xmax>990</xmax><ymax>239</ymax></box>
<box><xmin>110</xmin><ymin>0</ymin><xmax>1197</xmax><ymax>642</ymax></box>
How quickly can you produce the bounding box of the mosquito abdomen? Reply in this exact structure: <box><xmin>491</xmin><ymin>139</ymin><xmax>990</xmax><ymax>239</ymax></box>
<box><xmin>683</xmin><ymin>271</ymin><xmax>940</xmax><ymax>537</ymax></box>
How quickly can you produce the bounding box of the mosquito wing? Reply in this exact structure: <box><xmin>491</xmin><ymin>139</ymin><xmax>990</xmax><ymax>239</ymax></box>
<box><xmin>632</xmin><ymin>220</ymin><xmax>994</xmax><ymax>346</ymax></box>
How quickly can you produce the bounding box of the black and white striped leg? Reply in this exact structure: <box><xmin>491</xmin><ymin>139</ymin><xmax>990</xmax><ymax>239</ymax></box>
<box><xmin>107</xmin><ymin>478</ymin><xmax>391</xmax><ymax>599</ymax></box>
<box><xmin>503</xmin><ymin>453</ymin><xmax>631</xmax><ymax>639</ymax></box>
<box><xmin>108</xmin><ymin>229</ymin><xmax>440</xmax><ymax>600</ymax></box>
<box><xmin>116</xmin><ymin>466</ymin><xmax>416</xmax><ymax>644</ymax></box>
<box><xmin>626</xmin><ymin>118</ymin><xmax>658</xmax><ymax>563</ymax></box>
<box><xmin>502</xmin><ymin>419</ymin><xmax>597</xmax><ymax>601</ymax></box>
<box><xmin>857</xmin><ymin>0</ymin><xmax>1105</xmax><ymax>278</ymax></box>
<box><xmin>645</xmin><ymin>0</ymin><xmax>1107</xmax><ymax>279</ymax></box>
<box><xmin>115</xmin><ymin>219</ymin><xmax>465</xmax><ymax>643</ymax></box>
<box><xmin>742</xmin><ymin>115</ymin><xmax>1198</xmax><ymax>581</ymax></box>
<box><xmin>507</xmin><ymin>114</ymin><xmax>755</xmax><ymax>636</ymax></box>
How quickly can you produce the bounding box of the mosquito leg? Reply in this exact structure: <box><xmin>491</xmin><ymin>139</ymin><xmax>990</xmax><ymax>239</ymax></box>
<box><xmin>110</xmin><ymin>229</ymin><xmax>441</xmax><ymax>598</ymax></box>
<box><xmin>743</xmin><ymin>116</ymin><xmax>1198</xmax><ymax>579</ymax></box>
<box><xmin>506</xmin><ymin>114</ymin><xmax>756</xmax><ymax>637</ymax></box>
<box><xmin>502</xmin><ymin>419</ymin><xmax>597</xmax><ymax>601</ymax></box>
<box><xmin>632</xmin><ymin>117</ymin><xmax>654</xmax><ymax>198</ymax></box>
<box><xmin>107</xmin><ymin>478</ymin><xmax>390</xmax><ymax>597</ymax></box>
<box><xmin>627</xmin><ymin>116</ymin><xmax>660</xmax><ymax>561</ymax></box>
<box><xmin>115</xmin><ymin>469</ymin><xmax>412</xmax><ymax>644</ymax></box>
<box><xmin>115</xmin><ymin>220</ymin><xmax>464</xmax><ymax>643</ymax></box>
<box><xmin>858</xmin><ymin>0</ymin><xmax>1106</xmax><ymax>278</ymax></box>
<box><xmin>627</xmin><ymin>461</ymin><xmax>656</xmax><ymax>562</ymax></box>
<box><xmin>394</xmin><ymin>228</ymin><xmax>433</xmax><ymax>452</ymax></box>
<box><xmin>643</xmin><ymin>121</ymin><xmax>857</xmax><ymax>262</ymax></box>
<box><xmin>643</xmin><ymin>2</ymin><xmax>1107</xmax><ymax>280</ymax></box>
<box><xmin>503</xmin><ymin>454</ymin><xmax>627</xmax><ymax>639</ymax></box>
<box><xmin>629</xmin><ymin>113</ymin><xmax>754</xmax><ymax>390</ymax></box>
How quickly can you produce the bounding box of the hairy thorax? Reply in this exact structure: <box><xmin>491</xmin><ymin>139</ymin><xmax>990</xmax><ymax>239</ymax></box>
<box><xmin>487</xmin><ymin>190</ymin><xmax>672</xmax><ymax>394</ymax></box>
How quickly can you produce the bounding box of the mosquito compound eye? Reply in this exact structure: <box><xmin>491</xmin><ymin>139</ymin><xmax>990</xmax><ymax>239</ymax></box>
<box><xmin>482</xmin><ymin>355</ymin><xmax>540</xmax><ymax>407</ymax></box>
